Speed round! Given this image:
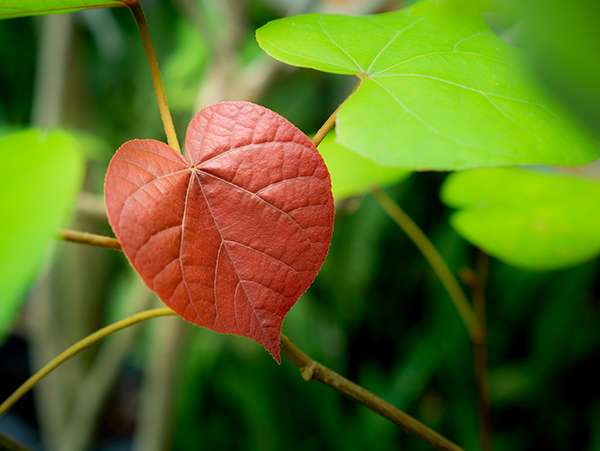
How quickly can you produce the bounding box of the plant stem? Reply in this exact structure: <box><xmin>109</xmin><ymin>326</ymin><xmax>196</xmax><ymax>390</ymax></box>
<box><xmin>312</xmin><ymin>104</ymin><xmax>340</xmax><ymax>147</ymax></box>
<box><xmin>371</xmin><ymin>188</ymin><xmax>481</xmax><ymax>342</ymax></box>
<box><xmin>59</xmin><ymin>229</ymin><xmax>121</xmax><ymax>250</ymax></box>
<box><xmin>0</xmin><ymin>432</ymin><xmax>31</xmax><ymax>451</ymax></box>
<box><xmin>0</xmin><ymin>308</ymin><xmax>176</xmax><ymax>416</ymax></box>
<box><xmin>127</xmin><ymin>0</ymin><xmax>180</xmax><ymax>152</ymax></box>
<box><xmin>472</xmin><ymin>252</ymin><xmax>492</xmax><ymax>451</ymax></box>
<box><xmin>281</xmin><ymin>336</ymin><xmax>463</xmax><ymax>451</ymax></box>
<box><xmin>311</xmin><ymin>80</ymin><xmax>361</xmax><ymax>147</ymax></box>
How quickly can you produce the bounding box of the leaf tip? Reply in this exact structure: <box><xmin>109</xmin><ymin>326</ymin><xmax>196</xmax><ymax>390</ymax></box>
<box><xmin>269</xmin><ymin>345</ymin><xmax>282</xmax><ymax>365</ymax></box>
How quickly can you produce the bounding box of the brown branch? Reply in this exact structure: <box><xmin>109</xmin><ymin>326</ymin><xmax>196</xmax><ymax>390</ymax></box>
<box><xmin>59</xmin><ymin>229</ymin><xmax>121</xmax><ymax>250</ymax></box>
<box><xmin>0</xmin><ymin>432</ymin><xmax>30</xmax><ymax>451</ymax></box>
<box><xmin>281</xmin><ymin>336</ymin><xmax>463</xmax><ymax>451</ymax></box>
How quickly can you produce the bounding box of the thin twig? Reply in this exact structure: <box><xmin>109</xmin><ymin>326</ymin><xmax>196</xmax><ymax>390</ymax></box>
<box><xmin>0</xmin><ymin>433</ymin><xmax>31</xmax><ymax>451</ymax></box>
<box><xmin>281</xmin><ymin>336</ymin><xmax>463</xmax><ymax>451</ymax></box>
<box><xmin>312</xmin><ymin>105</ymin><xmax>338</xmax><ymax>147</ymax></box>
<box><xmin>311</xmin><ymin>80</ymin><xmax>361</xmax><ymax>147</ymax></box>
<box><xmin>127</xmin><ymin>0</ymin><xmax>180</xmax><ymax>151</ymax></box>
<box><xmin>472</xmin><ymin>252</ymin><xmax>492</xmax><ymax>451</ymax></box>
<box><xmin>59</xmin><ymin>229</ymin><xmax>121</xmax><ymax>250</ymax></box>
<box><xmin>0</xmin><ymin>308</ymin><xmax>177</xmax><ymax>416</ymax></box>
<box><xmin>371</xmin><ymin>188</ymin><xmax>481</xmax><ymax>342</ymax></box>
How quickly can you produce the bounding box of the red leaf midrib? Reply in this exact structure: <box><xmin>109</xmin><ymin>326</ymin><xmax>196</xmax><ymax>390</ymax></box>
<box><xmin>190</xmin><ymin>171</ymin><xmax>271</xmax><ymax>345</ymax></box>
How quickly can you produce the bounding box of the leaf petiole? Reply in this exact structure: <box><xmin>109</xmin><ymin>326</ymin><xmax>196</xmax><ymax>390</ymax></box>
<box><xmin>127</xmin><ymin>0</ymin><xmax>180</xmax><ymax>152</ymax></box>
<box><xmin>0</xmin><ymin>308</ymin><xmax>176</xmax><ymax>416</ymax></box>
<box><xmin>281</xmin><ymin>336</ymin><xmax>463</xmax><ymax>451</ymax></box>
<box><xmin>59</xmin><ymin>229</ymin><xmax>120</xmax><ymax>249</ymax></box>
<box><xmin>371</xmin><ymin>187</ymin><xmax>482</xmax><ymax>342</ymax></box>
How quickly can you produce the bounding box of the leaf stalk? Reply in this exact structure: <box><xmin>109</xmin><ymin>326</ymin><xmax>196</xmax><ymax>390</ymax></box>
<box><xmin>371</xmin><ymin>188</ymin><xmax>481</xmax><ymax>342</ymax></box>
<box><xmin>0</xmin><ymin>308</ymin><xmax>176</xmax><ymax>416</ymax></box>
<box><xmin>281</xmin><ymin>336</ymin><xmax>463</xmax><ymax>451</ymax></box>
<box><xmin>59</xmin><ymin>229</ymin><xmax>120</xmax><ymax>250</ymax></box>
<box><xmin>127</xmin><ymin>0</ymin><xmax>180</xmax><ymax>152</ymax></box>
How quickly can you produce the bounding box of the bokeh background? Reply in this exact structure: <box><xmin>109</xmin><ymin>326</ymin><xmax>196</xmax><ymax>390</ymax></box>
<box><xmin>1</xmin><ymin>1</ymin><xmax>599</xmax><ymax>450</ymax></box>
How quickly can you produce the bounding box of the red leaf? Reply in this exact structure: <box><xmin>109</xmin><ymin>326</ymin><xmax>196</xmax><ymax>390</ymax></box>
<box><xmin>104</xmin><ymin>101</ymin><xmax>334</xmax><ymax>361</ymax></box>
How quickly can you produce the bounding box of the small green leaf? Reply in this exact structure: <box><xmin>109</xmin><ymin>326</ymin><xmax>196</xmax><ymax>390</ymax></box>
<box><xmin>0</xmin><ymin>129</ymin><xmax>83</xmax><ymax>341</ymax></box>
<box><xmin>256</xmin><ymin>1</ymin><xmax>599</xmax><ymax>170</ymax></box>
<box><xmin>441</xmin><ymin>168</ymin><xmax>600</xmax><ymax>269</ymax></box>
<box><xmin>0</xmin><ymin>0</ymin><xmax>124</xmax><ymax>19</ymax></box>
<box><xmin>319</xmin><ymin>132</ymin><xmax>409</xmax><ymax>199</ymax></box>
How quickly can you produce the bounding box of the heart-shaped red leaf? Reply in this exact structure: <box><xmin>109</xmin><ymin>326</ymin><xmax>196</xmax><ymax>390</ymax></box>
<box><xmin>104</xmin><ymin>101</ymin><xmax>334</xmax><ymax>361</ymax></box>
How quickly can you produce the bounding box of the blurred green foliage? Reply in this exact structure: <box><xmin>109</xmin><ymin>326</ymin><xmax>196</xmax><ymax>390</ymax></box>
<box><xmin>0</xmin><ymin>1</ymin><xmax>599</xmax><ymax>451</ymax></box>
<box><xmin>519</xmin><ymin>0</ymin><xmax>600</xmax><ymax>136</ymax></box>
<box><xmin>163</xmin><ymin>19</ymin><xmax>208</xmax><ymax>112</ymax></box>
<box><xmin>0</xmin><ymin>130</ymin><xmax>83</xmax><ymax>342</ymax></box>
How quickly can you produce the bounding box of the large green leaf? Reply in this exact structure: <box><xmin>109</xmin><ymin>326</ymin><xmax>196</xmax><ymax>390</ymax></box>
<box><xmin>256</xmin><ymin>0</ymin><xmax>599</xmax><ymax>170</ymax></box>
<box><xmin>319</xmin><ymin>132</ymin><xmax>409</xmax><ymax>199</ymax></box>
<box><xmin>0</xmin><ymin>129</ymin><xmax>83</xmax><ymax>340</ymax></box>
<box><xmin>0</xmin><ymin>0</ymin><xmax>123</xmax><ymax>19</ymax></box>
<box><xmin>441</xmin><ymin>168</ymin><xmax>600</xmax><ymax>269</ymax></box>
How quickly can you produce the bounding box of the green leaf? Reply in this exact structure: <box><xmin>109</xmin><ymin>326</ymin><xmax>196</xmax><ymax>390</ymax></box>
<box><xmin>0</xmin><ymin>0</ymin><xmax>124</xmax><ymax>19</ymax></box>
<box><xmin>441</xmin><ymin>168</ymin><xmax>600</xmax><ymax>269</ymax></box>
<box><xmin>0</xmin><ymin>129</ymin><xmax>83</xmax><ymax>341</ymax></box>
<box><xmin>319</xmin><ymin>132</ymin><xmax>409</xmax><ymax>199</ymax></box>
<box><xmin>256</xmin><ymin>1</ymin><xmax>599</xmax><ymax>170</ymax></box>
